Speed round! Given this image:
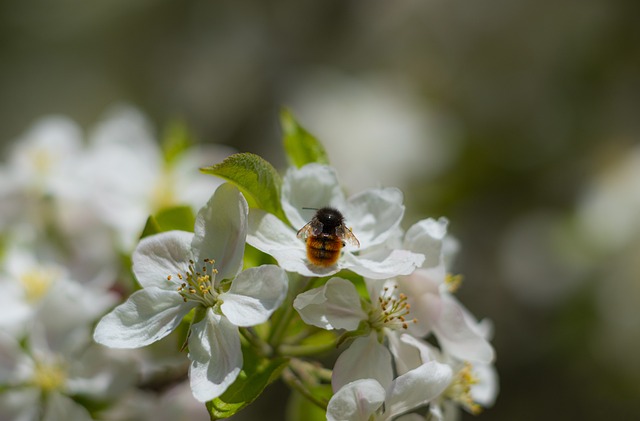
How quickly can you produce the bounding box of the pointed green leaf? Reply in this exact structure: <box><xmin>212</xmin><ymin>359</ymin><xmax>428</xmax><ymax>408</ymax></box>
<box><xmin>201</xmin><ymin>153</ymin><xmax>286</xmax><ymax>221</ymax></box>
<box><xmin>206</xmin><ymin>348</ymin><xmax>289</xmax><ymax>420</ymax></box>
<box><xmin>140</xmin><ymin>205</ymin><xmax>196</xmax><ymax>238</ymax></box>
<box><xmin>281</xmin><ymin>108</ymin><xmax>330</xmax><ymax>168</ymax></box>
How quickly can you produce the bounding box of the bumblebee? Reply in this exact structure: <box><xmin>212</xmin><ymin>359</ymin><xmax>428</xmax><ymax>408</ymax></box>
<box><xmin>296</xmin><ymin>207</ymin><xmax>360</xmax><ymax>267</ymax></box>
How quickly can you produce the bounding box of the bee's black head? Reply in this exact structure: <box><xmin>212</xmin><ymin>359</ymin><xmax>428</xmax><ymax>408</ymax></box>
<box><xmin>315</xmin><ymin>207</ymin><xmax>344</xmax><ymax>231</ymax></box>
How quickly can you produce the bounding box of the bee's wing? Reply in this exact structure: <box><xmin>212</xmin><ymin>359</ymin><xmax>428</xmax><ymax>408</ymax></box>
<box><xmin>296</xmin><ymin>221</ymin><xmax>315</xmax><ymax>239</ymax></box>
<box><xmin>337</xmin><ymin>224</ymin><xmax>360</xmax><ymax>248</ymax></box>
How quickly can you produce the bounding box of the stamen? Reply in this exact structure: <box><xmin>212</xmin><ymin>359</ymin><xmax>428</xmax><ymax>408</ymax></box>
<box><xmin>445</xmin><ymin>362</ymin><xmax>482</xmax><ymax>415</ymax></box>
<box><xmin>32</xmin><ymin>359</ymin><xmax>67</xmax><ymax>392</ymax></box>
<box><xmin>20</xmin><ymin>268</ymin><xmax>57</xmax><ymax>303</ymax></box>
<box><xmin>445</xmin><ymin>273</ymin><xmax>463</xmax><ymax>293</ymax></box>
<box><xmin>368</xmin><ymin>285</ymin><xmax>417</xmax><ymax>332</ymax></box>
<box><xmin>170</xmin><ymin>257</ymin><xmax>219</xmax><ymax>307</ymax></box>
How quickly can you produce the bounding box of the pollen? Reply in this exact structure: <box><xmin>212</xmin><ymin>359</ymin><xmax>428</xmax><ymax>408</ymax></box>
<box><xmin>445</xmin><ymin>362</ymin><xmax>482</xmax><ymax>415</ymax></box>
<box><xmin>32</xmin><ymin>359</ymin><xmax>67</xmax><ymax>393</ymax></box>
<box><xmin>369</xmin><ymin>285</ymin><xmax>417</xmax><ymax>332</ymax></box>
<box><xmin>20</xmin><ymin>267</ymin><xmax>57</xmax><ymax>303</ymax></box>
<box><xmin>445</xmin><ymin>273</ymin><xmax>463</xmax><ymax>293</ymax></box>
<box><xmin>30</xmin><ymin>149</ymin><xmax>53</xmax><ymax>175</ymax></box>
<box><xmin>172</xmin><ymin>258</ymin><xmax>219</xmax><ymax>307</ymax></box>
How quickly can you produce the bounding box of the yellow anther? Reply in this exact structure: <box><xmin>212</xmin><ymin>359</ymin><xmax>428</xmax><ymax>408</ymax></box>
<box><xmin>445</xmin><ymin>273</ymin><xmax>463</xmax><ymax>293</ymax></box>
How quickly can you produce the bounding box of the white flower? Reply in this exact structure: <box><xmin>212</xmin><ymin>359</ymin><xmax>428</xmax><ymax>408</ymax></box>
<box><xmin>247</xmin><ymin>164</ymin><xmax>424</xmax><ymax>279</ymax></box>
<box><xmin>83</xmin><ymin>105</ymin><xmax>234</xmax><ymax>250</ymax></box>
<box><xmin>397</xmin><ymin>218</ymin><xmax>495</xmax><ymax>364</ymax></box>
<box><xmin>0</xmin><ymin>116</ymin><xmax>88</xmax><ymax>234</ymax></box>
<box><xmin>0</xmin><ymin>247</ymin><xmax>116</xmax><ymax>339</ymax></box>
<box><xmin>93</xmin><ymin>184</ymin><xmax>288</xmax><ymax>402</ymax></box>
<box><xmin>388</xmin><ymin>334</ymin><xmax>498</xmax><ymax>420</ymax></box>
<box><xmin>0</xmin><ymin>324</ymin><xmax>136</xmax><ymax>421</ymax></box>
<box><xmin>293</xmin><ymin>277</ymin><xmax>421</xmax><ymax>390</ymax></box>
<box><xmin>326</xmin><ymin>361</ymin><xmax>452</xmax><ymax>421</ymax></box>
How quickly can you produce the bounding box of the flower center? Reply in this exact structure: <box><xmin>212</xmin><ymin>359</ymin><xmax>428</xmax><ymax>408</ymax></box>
<box><xmin>150</xmin><ymin>170</ymin><xmax>177</xmax><ymax>212</ymax></box>
<box><xmin>444</xmin><ymin>362</ymin><xmax>482</xmax><ymax>415</ymax></box>
<box><xmin>445</xmin><ymin>273</ymin><xmax>463</xmax><ymax>293</ymax></box>
<box><xmin>172</xmin><ymin>258</ymin><xmax>219</xmax><ymax>307</ymax></box>
<box><xmin>20</xmin><ymin>268</ymin><xmax>56</xmax><ymax>303</ymax></box>
<box><xmin>29</xmin><ymin>149</ymin><xmax>53</xmax><ymax>176</ymax></box>
<box><xmin>368</xmin><ymin>285</ymin><xmax>416</xmax><ymax>332</ymax></box>
<box><xmin>32</xmin><ymin>359</ymin><xmax>67</xmax><ymax>393</ymax></box>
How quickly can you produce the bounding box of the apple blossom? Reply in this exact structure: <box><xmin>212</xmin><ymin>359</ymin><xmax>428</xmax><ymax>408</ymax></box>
<box><xmin>93</xmin><ymin>184</ymin><xmax>288</xmax><ymax>402</ymax></box>
<box><xmin>247</xmin><ymin>164</ymin><xmax>424</xmax><ymax>279</ymax></box>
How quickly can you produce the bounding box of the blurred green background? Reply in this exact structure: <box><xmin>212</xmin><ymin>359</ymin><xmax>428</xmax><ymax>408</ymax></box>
<box><xmin>1</xmin><ymin>0</ymin><xmax>639</xmax><ymax>419</ymax></box>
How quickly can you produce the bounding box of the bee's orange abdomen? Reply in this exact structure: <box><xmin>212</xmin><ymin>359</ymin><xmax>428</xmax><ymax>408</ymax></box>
<box><xmin>306</xmin><ymin>235</ymin><xmax>342</xmax><ymax>267</ymax></box>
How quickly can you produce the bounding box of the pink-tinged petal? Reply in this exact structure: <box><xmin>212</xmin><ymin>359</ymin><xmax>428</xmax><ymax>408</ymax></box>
<box><xmin>188</xmin><ymin>308</ymin><xmax>242</xmax><ymax>402</ymax></box>
<box><xmin>385</xmin><ymin>361</ymin><xmax>452</xmax><ymax>419</ymax></box>
<box><xmin>281</xmin><ymin>164</ymin><xmax>347</xmax><ymax>230</ymax></box>
<box><xmin>433</xmin><ymin>294</ymin><xmax>495</xmax><ymax>364</ymax></box>
<box><xmin>220</xmin><ymin>265</ymin><xmax>288</xmax><ymax>327</ymax></box>
<box><xmin>345</xmin><ymin>187</ymin><xmax>404</xmax><ymax>249</ymax></box>
<box><xmin>397</xmin><ymin>268</ymin><xmax>445</xmax><ymax>337</ymax></box>
<box><xmin>132</xmin><ymin>231</ymin><xmax>194</xmax><ymax>290</ymax></box>
<box><xmin>93</xmin><ymin>288</ymin><xmax>194</xmax><ymax>348</ymax></box>
<box><xmin>327</xmin><ymin>379</ymin><xmax>385</xmax><ymax>421</ymax></box>
<box><xmin>192</xmin><ymin>183</ymin><xmax>248</xmax><ymax>283</ymax></box>
<box><xmin>294</xmin><ymin>277</ymin><xmax>366</xmax><ymax>331</ymax></box>
<box><xmin>332</xmin><ymin>334</ymin><xmax>393</xmax><ymax>392</ymax></box>
<box><xmin>343</xmin><ymin>249</ymin><xmax>424</xmax><ymax>280</ymax></box>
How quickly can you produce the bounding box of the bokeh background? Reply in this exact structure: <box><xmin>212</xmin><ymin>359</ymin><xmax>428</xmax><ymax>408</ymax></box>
<box><xmin>1</xmin><ymin>0</ymin><xmax>639</xmax><ymax>419</ymax></box>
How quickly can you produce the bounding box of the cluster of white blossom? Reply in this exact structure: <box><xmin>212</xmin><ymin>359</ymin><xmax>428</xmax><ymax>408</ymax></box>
<box><xmin>246</xmin><ymin>164</ymin><xmax>498</xmax><ymax>420</ymax></box>
<box><xmin>0</xmin><ymin>106</ymin><xmax>497</xmax><ymax>420</ymax></box>
<box><xmin>0</xmin><ymin>106</ymin><xmax>229</xmax><ymax>420</ymax></box>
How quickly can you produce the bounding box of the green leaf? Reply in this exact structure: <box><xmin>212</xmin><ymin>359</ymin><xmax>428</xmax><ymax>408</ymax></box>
<box><xmin>281</xmin><ymin>108</ymin><xmax>330</xmax><ymax>168</ymax></box>
<box><xmin>140</xmin><ymin>205</ymin><xmax>196</xmax><ymax>238</ymax></box>
<box><xmin>200</xmin><ymin>153</ymin><xmax>286</xmax><ymax>221</ymax></box>
<box><xmin>162</xmin><ymin>119</ymin><xmax>193</xmax><ymax>165</ymax></box>
<box><xmin>206</xmin><ymin>350</ymin><xmax>289</xmax><ymax>420</ymax></box>
<box><xmin>285</xmin><ymin>385</ymin><xmax>332</xmax><ymax>421</ymax></box>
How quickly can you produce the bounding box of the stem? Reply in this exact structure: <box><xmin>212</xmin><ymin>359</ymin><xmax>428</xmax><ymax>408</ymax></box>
<box><xmin>278</xmin><ymin>340</ymin><xmax>337</xmax><ymax>357</ymax></box>
<box><xmin>281</xmin><ymin>367</ymin><xmax>328</xmax><ymax>411</ymax></box>
<box><xmin>289</xmin><ymin>359</ymin><xmax>332</xmax><ymax>383</ymax></box>
<box><xmin>268</xmin><ymin>275</ymin><xmax>310</xmax><ymax>347</ymax></box>
<box><xmin>239</xmin><ymin>327</ymin><xmax>272</xmax><ymax>357</ymax></box>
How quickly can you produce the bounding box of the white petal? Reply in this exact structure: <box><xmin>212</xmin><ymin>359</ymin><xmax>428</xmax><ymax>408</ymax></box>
<box><xmin>471</xmin><ymin>363</ymin><xmax>499</xmax><ymax>407</ymax></box>
<box><xmin>433</xmin><ymin>294</ymin><xmax>495</xmax><ymax>364</ymax></box>
<box><xmin>220</xmin><ymin>265</ymin><xmax>288</xmax><ymax>327</ymax></box>
<box><xmin>404</xmin><ymin>217</ymin><xmax>449</xmax><ymax>268</ymax></box>
<box><xmin>192</xmin><ymin>183</ymin><xmax>248</xmax><ymax>283</ymax></box>
<box><xmin>343</xmin><ymin>249</ymin><xmax>424</xmax><ymax>279</ymax></box>
<box><xmin>281</xmin><ymin>164</ymin><xmax>347</xmax><ymax>230</ymax></box>
<box><xmin>344</xmin><ymin>187</ymin><xmax>404</xmax><ymax>249</ymax></box>
<box><xmin>386</xmin><ymin>332</ymin><xmax>423</xmax><ymax>376</ymax></box>
<box><xmin>0</xmin><ymin>332</ymin><xmax>29</xmax><ymax>381</ymax></box>
<box><xmin>43</xmin><ymin>392</ymin><xmax>93</xmax><ymax>421</ymax></box>
<box><xmin>385</xmin><ymin>361</ymin><xmax>452</xmax><ymax>418</ymax></box>
<box><xmin>188</xmin><ymin>308</ymin><xmax>242</xmax><ymax>402</ymax></box>
<box><xmin>132</xmin><ymin>231</ymin><xmax>194</xmax><ymax>290</ymax></box>
<box><xmin>327</xmin><ymin>379</ymin><xmax>385</xmax><ymax>421</ymax></box>
<box><xmin>332</xmin><ymin>334</ymin><xmax>393</xmax><ymax>392</ymax></box>
<box><xmin>0</xmin><ymin>389</ymin><xmax>39</xmax><ymax>421</ymax></box>
<box><xmin>293</xmin><ymin>277</ymin><xmax>367</xmax><ymax>330</ymax></box>
<box><xmin>93</xmin><ymin>288</ymin><xmax>194</xmax><ymax>348</ymax></box>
